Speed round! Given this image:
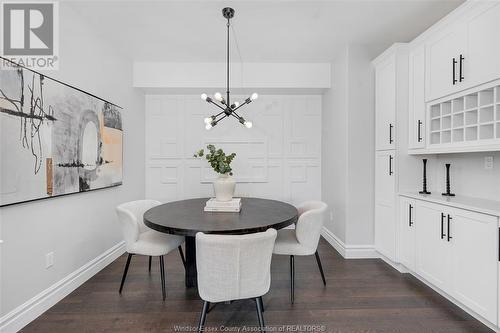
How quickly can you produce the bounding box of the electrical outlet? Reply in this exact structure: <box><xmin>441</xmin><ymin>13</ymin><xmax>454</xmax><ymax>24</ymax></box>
<box><xmin>45</xmin><ymin>252</ymin><xmax>54</xmax><ymax>269</ymax></box>
<box><xmin>485</xmin><ymin>156</ymin><xmax>494</xmax><ymax>170</ymax></box>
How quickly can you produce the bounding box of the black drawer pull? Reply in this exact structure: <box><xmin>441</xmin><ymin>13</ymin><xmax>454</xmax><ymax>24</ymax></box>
<box><xmin>389</xmin><ymin>124</ymin><xmax>394</xmax><ymax>144</ymax></box>
<box><xmin>417</xmin><ymin>120</ymin><xmax>423</xmax><ymax>142</ymax></box>
<box><xmin>441</xmin><ymin>213</ymin><xmax>446</xmax><ymax>239</ymax></box>
<box><xmin>447</xmin><ymin>215</ymin><xmax>452</xmax><ymax>242</ymax></box>
<box><xmin>409</xmin><ymin>204</ymin><xmax>413</xmax><ymax>227</ymax></box>
<box><xmin>452</xmin><ymin>58</ymin><xmax>457</xmax><ymax>85</ymax></box>
<box><xmin>459</xmin><ymin>54</ymin><xmax>465</xmax><ymax>82</ymax></box>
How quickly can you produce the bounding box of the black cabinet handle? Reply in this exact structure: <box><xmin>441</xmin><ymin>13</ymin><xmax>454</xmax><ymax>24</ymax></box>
<box><xmin>389</xmin><ymin>124</ymin><xmax>394</xmax><ymax>144</ymax></box>
<box><xmin>447</xmin><ymin>215</ymin><xmax>452</xmax><ymax>241</ymax></box>
<box><xmin>452</xmin><ymin>57</ymin><xmax>458</xmax><ymax>85</ymax></box>
<box><xmin>389</xmin><ymin>155</ymin><xmax>393</xmax><ymax>176</ymax></box>
<box><xmin>409</xmin><ymin>204</ymin><xmax>413</xmax><ymax>227</ymax></box>
<box><xmin>441</xmin><ymin>213</ymin><xmax>446</xmax><ymax>239</ymax></box>
<box><xmin>417</xmin><ymin>120</ymin><xmax>423</xmax><ymax>142</ymax></box>
<box><xmin>459</xmin><ymin>54</ymin><xmax>465</xmax><ymax>82</ymax></box>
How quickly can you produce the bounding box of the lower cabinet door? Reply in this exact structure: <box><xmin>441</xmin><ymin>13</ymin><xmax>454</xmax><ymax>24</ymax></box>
<box><xmin>399</xmin><ymin>198</ymin><xmax>416</xmax><ymax>271</ymax></box>
<box><xmin>375</xmin><ymin>201</ymin><xmax>396</xmax><ymax>261</ymax></box>
<box><xmin>450</xmin><ymin>208</ymin><xmax>498</xmax><ymax>324</ymax></box>
<box><xmin>415</xmin><ymin>201</ymin><xmax>451</xmax><ymax>292</ymax></box>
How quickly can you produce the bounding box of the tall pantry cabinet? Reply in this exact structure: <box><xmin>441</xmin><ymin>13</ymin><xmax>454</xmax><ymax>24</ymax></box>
<box><xmin>373</xmin><ymin>44</ymin><xmax>420</xmax><ymax>262</ymax></box>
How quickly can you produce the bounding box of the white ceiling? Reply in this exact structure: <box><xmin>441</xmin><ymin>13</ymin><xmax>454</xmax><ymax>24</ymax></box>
<box><xmin>68</xmin><ymin>0</ymin><xmax>464</xmax><ymax>63</ymax></box>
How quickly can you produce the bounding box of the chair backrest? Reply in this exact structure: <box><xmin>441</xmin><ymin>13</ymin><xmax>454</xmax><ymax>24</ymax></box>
<box><xmin>295</xmin><ymin>201</ymin><xmax>328</xmax><ymax>251</ymax></box>
<box><xmin>115</xmin><ymin>200</ymin><xmax>162</xmax><ymax>249</ymax></box>
<box><xmin>196</xmin><ymin>229</ymin><xmax>277</xmax><ymax>303</ymax></box>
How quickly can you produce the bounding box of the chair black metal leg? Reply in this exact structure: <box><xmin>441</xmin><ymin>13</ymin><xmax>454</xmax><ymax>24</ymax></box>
<box><xmin>315</xmin><ymin>250</ymin><xmax>326</xmax><ymax>286</ymax></box>
<box><xmin>257</xmin><ymin>296</ymin><xmax>265</xmax><ymax>312</ymax></box>
<box><xmin>197</xmin><ymin>301</ymin><xmax>210</xmax><ymax>333</ymax></box>
<box><xmin>148</xmin><ymin>256</ymin><xmax>152</xmax><ymax>272</ymax></box>
<box><xmin>255</xmin><ymin>297</ymin><xmax>265</xmax><ymax>331</ymax></box>
<box><xmin>159</xmin><ymin>256</ymin><xmax>166</xmax><ymax>301</ymax></box>
<box><xmin>119</xmin><ymin>253</ymin><xmax>133</xmax><ymax>294</ymax></box>
<box><xmin>178</xmin><ymin>245</ymin><xmax>186</xmax><ymax>269</ymax></box>
<box><xmin>290</xmin><ymin>255</ymin><xmax>295</xmax><ymax>304</ymax></box>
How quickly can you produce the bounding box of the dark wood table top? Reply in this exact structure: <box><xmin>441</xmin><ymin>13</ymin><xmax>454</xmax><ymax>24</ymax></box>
<box><xmin>144</xmin><ymin>197</ymin><xmax>298</xmax><ymax>237</ymax></box>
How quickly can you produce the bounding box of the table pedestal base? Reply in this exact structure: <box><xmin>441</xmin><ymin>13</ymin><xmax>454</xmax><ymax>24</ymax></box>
<box><xmin>185</xmin><ymin>236</ymin><xmax>197</xmax><ymax>288</ymax></box>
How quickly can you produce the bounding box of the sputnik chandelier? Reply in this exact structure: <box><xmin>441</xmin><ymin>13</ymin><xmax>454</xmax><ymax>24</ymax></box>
<box><xmin>201</xmin><ymin>7</ymin><xmax>258</xmax><ymax>130</ymax></box>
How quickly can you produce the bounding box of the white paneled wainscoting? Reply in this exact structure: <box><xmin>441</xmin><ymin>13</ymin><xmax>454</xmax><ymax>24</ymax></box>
<box><xmin>145</xmin><ymin>95</ymin><xmax>321</xmax><ymax>204</ymax></box>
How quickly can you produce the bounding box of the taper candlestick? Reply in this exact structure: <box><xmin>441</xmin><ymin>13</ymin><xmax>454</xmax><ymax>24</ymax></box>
<box><xmin>442</xmin><ymin>163</ymin><xmax>455</xmax><ymax>197</ymax></box>
<box><xmin>419</xmin><ymin>158</ymin><xmax>431</xmax><ymax>194</ymax></box>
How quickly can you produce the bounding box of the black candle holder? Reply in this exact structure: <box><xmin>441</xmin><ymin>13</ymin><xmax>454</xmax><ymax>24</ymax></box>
<box><xmin>419</xmin><ymin>158</ymin><xmax>431</xmax><ymax>194</ymax></box>
<box><xmin>442</xmin><ymin>163</ymin><xmax>455</xmax><ymax>197</ymax></box>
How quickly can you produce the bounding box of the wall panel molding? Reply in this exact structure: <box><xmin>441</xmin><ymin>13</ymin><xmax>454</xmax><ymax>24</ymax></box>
<box><xmin>145</xmin><ymin>95</ymin><xmax>321</xmax><ymax>204</ymax></box>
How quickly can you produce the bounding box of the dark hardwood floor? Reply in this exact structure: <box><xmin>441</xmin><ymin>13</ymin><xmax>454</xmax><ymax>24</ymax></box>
<box><xmin>23</xmin><ymin>239</ymin><xmax>493</xmax><ymax>332</ymax></box>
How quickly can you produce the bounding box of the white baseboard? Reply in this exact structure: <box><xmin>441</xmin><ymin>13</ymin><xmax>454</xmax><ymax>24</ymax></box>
<box><xmin>321</xmin><ymin>227</ymin><xmax>378</xmax><ymax>259</ymax></box>
<box><xmin>0</xmin><ymin>241</ymin><xmax>125</xmax><ymax>333</ymax></box>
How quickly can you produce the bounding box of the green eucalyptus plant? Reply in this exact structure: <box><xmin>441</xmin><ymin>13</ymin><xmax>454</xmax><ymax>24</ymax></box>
<box><xmin>194</xmin><ymin>144</ymin><xmax>237</xmax><ymax>176</ymax></box>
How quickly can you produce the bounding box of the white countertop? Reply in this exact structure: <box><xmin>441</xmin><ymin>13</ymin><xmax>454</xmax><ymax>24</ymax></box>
<box><xmin>399</xmin><ymin>191</ymin><xmax>500</xmax><ymax>217</ymax></box>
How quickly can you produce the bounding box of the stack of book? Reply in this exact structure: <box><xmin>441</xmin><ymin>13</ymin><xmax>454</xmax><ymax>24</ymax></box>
<box><xmin>204</xmin><ymin>198</ymin><xmax>241</xmax><ymax>212</ymax></box>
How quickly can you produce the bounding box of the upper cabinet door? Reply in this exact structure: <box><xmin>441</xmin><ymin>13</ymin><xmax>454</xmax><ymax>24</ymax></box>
<box><xmin>408</xmin><ymin>44</ymin><xmax>426</xmax><ymax>150</ymax></box>
<box><xmin>375</xmin><ymin>55</ymin><xmax>396</xmax><ymax>151</ymax></box>
<box><xmin>425</xmin><ymin>24</ymin><xmax>467</xmax><ymax>102</ymax></box>
<box><xmin>465</xmin><ymin>2</ymin><xmax>500</xmax><ymax>90</ymax></box>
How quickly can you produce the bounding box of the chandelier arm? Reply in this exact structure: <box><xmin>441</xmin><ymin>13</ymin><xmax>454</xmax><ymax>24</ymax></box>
<box><xmin>231</xmin><ymin>102</ymin><xmax>248</xmax><ymax>113</ymax></box>
<box><xmin>231</xmin><ymin>111</ymin><xmax>241</xmax><ymax>120</ymax></box>
<box><xmin>209</xmin><ymin>100</ymin><xmax>226</xmax><ymax>111</ymax></box>
<box><xmin>214</xmin><ymin>110</ymin><xmax>226</xmax><ymax>118</ymax></box>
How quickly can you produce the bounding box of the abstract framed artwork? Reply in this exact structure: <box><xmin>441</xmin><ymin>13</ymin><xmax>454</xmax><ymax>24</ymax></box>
<box><xmin>0</xmin><ymin>58</ymin><xmax>123</xmax><ymax>207</ymax></box>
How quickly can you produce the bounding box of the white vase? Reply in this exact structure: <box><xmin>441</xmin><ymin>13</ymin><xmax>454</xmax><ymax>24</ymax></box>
<box><xmin>213</xmin><ymin>174</ymin><xmax>236</xmax><ymax>201</ymax></box>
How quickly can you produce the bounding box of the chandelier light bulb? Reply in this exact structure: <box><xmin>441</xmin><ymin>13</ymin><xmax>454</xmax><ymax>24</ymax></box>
<box><xmin>201</xmin><ymin>93</ymin><xmax>208</xmax><ymax>101</ymax></box>
<box><xmin>251</xmin><ymin>93</ymin><xmax>259</xmax><ymax>101</ymax></box>
<box><xmin>234</xmin><ymin>101</ymin><xmax>240</xmax><ymax>108</ymax></box>
<box><xmin>214</xmin><ymin>92</ymin><xmax>223</xmax><ymax>101</ymax></box>
<box><xmin>244</xmin><ymin>120</ymin><xmax>253</xmax><ymax>129</ymax></box>
<box><xmin>204</xmin><ymin>117</ymin><xmax>213</xmax><ymax>124</ymax></box>
<box><xmin>205</xmin><ymin>123</ymin><xmax>213</xmax><ymax>130</ymax></box>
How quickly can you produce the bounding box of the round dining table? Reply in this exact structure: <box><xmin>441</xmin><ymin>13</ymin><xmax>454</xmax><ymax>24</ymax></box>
<box><xmin>144</xmin><ymin>197</ymin><xmax>298</xmax><ymax>288</ymax></box>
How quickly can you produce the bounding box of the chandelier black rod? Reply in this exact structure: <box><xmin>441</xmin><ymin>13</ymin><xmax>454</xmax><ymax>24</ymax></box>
<box><xmin>201</xmin><ymin>7</ymin><xmax>257</xmax><ymax>130</ymax></box>
<box><xmin>226</xmin><ymin>18</ymin><xmax>230</xmax><ymax>107</ymax></box>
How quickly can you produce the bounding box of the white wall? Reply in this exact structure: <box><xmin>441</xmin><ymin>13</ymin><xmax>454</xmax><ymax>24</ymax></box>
<box><xmin>322</xmin><ymin>45</ymin><xmax>376</xmax><ymax>248</ymax></box>
<box><xmin>0</xmin><ymin>3</ymin><xmax>144</xmax><ymax>330</ymax></box>
<box><xmin>322</xmin><ymin>49</ymin><xmax>348</xmax><ymax>242</ymax></box>
<box><xmin>145</xmin><ymin>95</ymin><xmax>321</xmax><ymax>204</ymax></box>
<box><xmin>134</xmin><ymin>62</ymin><xmax>331</xmax><ymax>90</ymax></box>
<box><xmin>420</xmin><ymin>152</ymin><xmax>500</xmax><ymax>200</ymax></box>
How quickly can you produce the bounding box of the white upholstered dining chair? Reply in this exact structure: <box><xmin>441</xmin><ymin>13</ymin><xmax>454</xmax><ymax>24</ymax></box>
<box><xmin>273</xmin><ymin>200</ymin><xmax>328</xmax><ymax>303</ymax></box>
<box><xmin>115</xmin><ymin>200</ymin><xmax>185</xmax><ymax>301</ymax></box>
<box><xmin>195</xmin><ymin>229</ymin><xmax>277</xmax><ymax>332</ymax></box>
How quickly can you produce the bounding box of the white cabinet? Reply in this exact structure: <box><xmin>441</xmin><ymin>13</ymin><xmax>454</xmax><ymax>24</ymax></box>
<box><xmin>425</xmin><ymin>2</ymin><xmax>500</xmax><ymax>103</ymax></box>
<box><xmin>425</xmin><ymin>24</ymin><xmax>467</xmax><ymax>102</ymax></box>
<box><xmin>415</xmin><ymin>201</ymin><xmax>451</xmax><ymax>291</ymax></box>
<box><xmin>402</xmin><ymin>196</ymin><xmax>499</xmax><ymax>325</ymax></box>
<box><xmin>375</xmin><ymin>202</ymin><xmax>396</xmax><ymax>261</ymax></box>
<box><xmin>375</xmin><ymin>151</ymin><xmax>395</xmax><ymax>204</ymax></box>
<box><xmin>375</xmin><ymin>55</ymin><xmax>396</xmax><ymax>151</ymax></box>
<box><xmin>450</xmin><ymin>209</ymin><xmax>498</xmax><ymax>323</ymax></box>
<box><xmin>408</xmin><ymin>44</ymin><xmax>426</xmax><ymax>150</ymax></box>
<box><xmin>375</xmin><ymin>150</ymin><xmax>396</xmax><ymax>260</ymax></box>
<box><xmin>465</xmin><ymin>2</ymin><xmax>500</xmax><ymax>91</ymax></box>
<box><xmin>399</xmin><ymin>198</ymin><xmax>416</xmax><ymax>271</ymax></box>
